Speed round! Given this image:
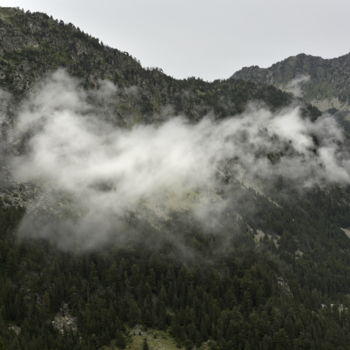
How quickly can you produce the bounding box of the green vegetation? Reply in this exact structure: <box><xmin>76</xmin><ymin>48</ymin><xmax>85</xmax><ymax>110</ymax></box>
<box><xmin>0</xmin><ymin>7</ymin><xmax>296</xmax><ymax>123</ymax></box>
<box><xmin>123</xmin><ymin>329</ymin><xmax>182</xmax><ymax>350</ymax></box>
<box><xmin>0</xmin><ymin>6</ymin><xmax>350</xmax><ymax>350</ymax></box>
<box><xmin>1</xmin><ymin>184</ymin><xmax>350</xmax><ymax>349</ymax></box>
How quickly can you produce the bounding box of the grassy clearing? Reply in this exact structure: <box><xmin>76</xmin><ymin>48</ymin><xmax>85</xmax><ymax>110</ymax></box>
<box><xmin>102</xmin><ymin>328</ymin><xmax>183</xmax><ymax>350</ymax></box>
<box><xmin>126</xmin><ymin>329</ymin><xmax>183</xmax><ymax>350</ymax></box>
<box><xmin>102</xmin><ymin>328</ymin><xmax>213</xmax><ymax>350</ymax></box>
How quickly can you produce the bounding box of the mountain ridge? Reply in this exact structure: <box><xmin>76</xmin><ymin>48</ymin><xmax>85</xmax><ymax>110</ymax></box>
<box><xmin>0</xmin><ymin>6</ymin><xmax>305</xmax><ymax>123</ymax></box>
<box><xmin>1</xmin><ymin>6</ymin><xmax>350</xmax><ymax>350</ymax></box>
<box><xmin>232</xmin><ymin>51</ymin><xmax>350</xmax><ymax>112</ymax></box>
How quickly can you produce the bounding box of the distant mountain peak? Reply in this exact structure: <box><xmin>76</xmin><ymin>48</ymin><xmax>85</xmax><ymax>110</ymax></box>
<box><xmin>232</xmin><ymin>52</ymin><xmax>350</xmax><ymax>112</ymax></box>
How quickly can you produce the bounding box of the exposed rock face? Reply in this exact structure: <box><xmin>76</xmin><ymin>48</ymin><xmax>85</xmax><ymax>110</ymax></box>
<box><xmin>232</xmin><ymin>52</ymin><xmax>350</xmax><ymax>112</ymax></box>
<box><xmin>8</xmin><ymin>325</ymin><xmax>21</xmax><ymax>336</ymax></box>
<box><xmin>52</xmin><ymin>304</ymin><xmax>77</xmax><ymax>335</ymax></box>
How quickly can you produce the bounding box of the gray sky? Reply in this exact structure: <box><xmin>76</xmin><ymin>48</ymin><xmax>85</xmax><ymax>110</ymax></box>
<box><xmin>2</xmin><ymin>0</ymin><xmax>350</xmax><ymax>81</ymax></box>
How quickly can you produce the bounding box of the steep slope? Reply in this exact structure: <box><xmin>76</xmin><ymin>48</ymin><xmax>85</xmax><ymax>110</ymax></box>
<box><xmin>0</xmin><ymin>6</ymin><xmax>296</xmax><ymax>124</ymax></box>
<box><xmin>232</xmin><ymin>52</ymin><xmax>350</xmax><ymax>112</ymax></box>
<box><xmin>1</xmin><ymin>7</ymin><xmax>350</xmax><ymax>350</ymax></box>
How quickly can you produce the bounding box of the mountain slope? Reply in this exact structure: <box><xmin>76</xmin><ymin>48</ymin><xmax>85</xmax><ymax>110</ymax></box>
<box><xmin>1</xmin><ymin>7</ymin><xmax>350</xmax><ymax>350</ymax></box>
<box><xmin>0</xmin><ymin>6</ymin><xmax>299</xmax><ymax>125</ymax></box>
<box><xmin>232</xmin><ymin>52</ymin><xmax>350</xmax><ymax>112</ymax></box>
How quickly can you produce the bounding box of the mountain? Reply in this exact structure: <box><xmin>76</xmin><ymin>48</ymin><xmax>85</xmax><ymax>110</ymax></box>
<box><xmin>0</xmin><ymin>6</ymin><xmax>298</xmax><ymax>123</ymax></box>
<box><xmin>233</xmin><ymin>52</ymin><xmax>350</xmax><ymax>113</ymax></box>
<box><xmin>1</xmin><ymin>7</ymin><xmax>350</xmax><ymax>350</ymax></box>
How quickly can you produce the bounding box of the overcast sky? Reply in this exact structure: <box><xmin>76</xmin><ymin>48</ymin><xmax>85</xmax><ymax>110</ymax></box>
<box><xmin>2</xmin><ymin>0</ymin><xmax>350</xmax><ymax>81</ymax></box>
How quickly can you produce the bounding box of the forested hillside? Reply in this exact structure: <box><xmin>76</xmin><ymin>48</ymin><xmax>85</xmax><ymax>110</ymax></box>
<box><xmin>1</xmin><ymin>7</ymin><xmax>350</xmax><ymax>350</ymax></box>
<box><xmin>0</xmin><ymin>7</ymin><xmax>296</xmax><ymax>121</ymax></box>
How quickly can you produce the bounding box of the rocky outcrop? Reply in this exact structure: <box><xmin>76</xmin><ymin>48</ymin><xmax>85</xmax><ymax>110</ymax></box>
<box><xmin>232</xmin><ymin>52</ymin><xmax>350</xmax><ymax>112</ymax></box>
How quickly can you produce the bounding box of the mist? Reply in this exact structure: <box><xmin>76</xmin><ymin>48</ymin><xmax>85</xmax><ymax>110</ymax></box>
<box><xmin>280</xmin><ymin>75</ymin><xmax>310</xmax><ymax>98</ymax></box>
<box><xmin>4</xmin><ymin>70</ymin><xmax>350</xmax><ymax>250</ymax></box>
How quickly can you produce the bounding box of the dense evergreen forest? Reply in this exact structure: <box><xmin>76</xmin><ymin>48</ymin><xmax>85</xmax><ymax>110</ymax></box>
<box><xmin>1</xmin><ymin>7</ymin><xmax>350</xmax><ymax>350</ymax></box>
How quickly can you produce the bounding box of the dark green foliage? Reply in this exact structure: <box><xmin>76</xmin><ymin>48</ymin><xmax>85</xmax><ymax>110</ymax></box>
<box><xmin>1</xmin><ymin>184</ymin><xmax>350</xmax><ymax>349</ymax></box>
<box><xmin>1</xmin><ymin>6</ymin><xmax>350</xmax><ymax>350</ymax></box>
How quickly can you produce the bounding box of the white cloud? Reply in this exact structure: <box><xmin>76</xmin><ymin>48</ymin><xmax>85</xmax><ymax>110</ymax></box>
<box><xmin>5</xmin><ymin>70</ymin><xmax>350</xmax><ymax>249</ymax></box>
<box><xmin>282</xmin><ymin>75</ymin><xmax>310</xmax><ymax>98</ymax></box>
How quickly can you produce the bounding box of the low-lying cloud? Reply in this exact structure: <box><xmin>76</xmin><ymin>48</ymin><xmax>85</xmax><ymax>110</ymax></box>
<box><xmin>281</xmin><ymin>75</ymin><xmax>310</xmax><ymax>98</ymax></box>
<box><xmin>3</xmin><ymin>70</ymin><xmax>350</xmax><ymax>249</ymax></box>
